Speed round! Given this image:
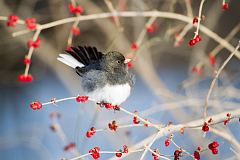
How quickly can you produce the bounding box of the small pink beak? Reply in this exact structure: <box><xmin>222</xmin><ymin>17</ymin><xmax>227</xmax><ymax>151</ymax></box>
<box><xmin>124</xmin><ymin>58</ymin><xmax>131</xmax><ymax>64</ymax></box>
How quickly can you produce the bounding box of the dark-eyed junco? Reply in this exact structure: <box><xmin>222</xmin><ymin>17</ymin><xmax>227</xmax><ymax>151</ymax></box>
<box><xmin>57</xmin><ymin>46</ymin><xmax>134</xmax><ymax>105</ymax></box>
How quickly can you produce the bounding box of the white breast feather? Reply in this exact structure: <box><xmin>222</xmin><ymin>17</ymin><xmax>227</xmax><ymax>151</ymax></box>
<box><xmin>87</xmin><ymin>83</ymin><xmax>131</xmax><ymax>105</ymax></box>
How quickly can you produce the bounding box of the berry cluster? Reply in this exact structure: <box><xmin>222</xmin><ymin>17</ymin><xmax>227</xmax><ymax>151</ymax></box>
<box><xmin>174</xmin><ymin>149</ymin><xmax>182</xmax><ymax>160</ymax></box>
<box><xmin>202</xmin><ymin>122</ymin><xmax>209</xmax><ymax>132</ymax></box>
<box><xmin>151</xmin><ymin>149</ymin><xmax>160</xmax><ymax>160</ymax></box>
<box><xmin>76</xmin><ymin>95</ymin><xmax>89</xmax><ymax>103</ymax></box>
<box><xmin>193</xmin><ymin>147</ymin><xmax>202</xmax><ymax>160</ymax></box>
<box><xmin>30</xmin><ymin>101</ymin><xmax>42</xmax><ymax>110</ymax></box>
<box><xmin>28</xmin><ymin>38</ymin><xmax>41</xmax><ymax>48</ymax></box>
<box><xmin>224</xmin><ymin>113</ymin><xmax>231</xmax><ymax>125</ymax></box>
<box><xmin>7</xmin><ymin>15</ymin><xmax>19</xmax><ymax>27</ymax></box>
<box><xmin>89</xmin><ymin>147</ymin><xmax>100</xmax><ymax>160</ymax></box>
<box><xmin>18</xmin><ymin>74</ymin><xmax>33</xmax><ymax>82</ymax></box>
<box><xmin>108</xmin><ymin>120</ymin><xmax>118</xmax><ymax>131</ymax></box>
<box><xmin>188</xmin><ymin>35</ymin><xmax>202</xmax><ymax>46</ymax></box>
<box><xmin>115</xmin><ymin>145</ymin><xmax>128</xmax><ymax>158</ymax></box>
<box><xmin>68</xmin><ymin>3</ymin><xmax>84</xmax><ymax>14</ymax></box>
<box><xmin>101</xmin><ymin>103</ymin><xmax>120</xmax><ymax>110</ymax></box>
<box><xmin>86</xmin><ymin>127</ymin><xmax>96</xmax><ymax>138</ymax></box>
<box><xmin>25</xmin><ymin>18</ymin><xmax>37</xmax><ymax>30</ymax></box>
<box><xmin>133</xmin><ymin>111</ymin><xmax>140</xmax><ymax>124</ymax></box>
<box><xmin>208</xmin><ymin>141</ymin><xmax>220</xmax><ymax>154</ymax></box>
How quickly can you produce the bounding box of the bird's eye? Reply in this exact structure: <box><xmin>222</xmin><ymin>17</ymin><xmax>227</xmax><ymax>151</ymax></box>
<box><xmin>116</xmin><ymin>60</ymin><xmax>121</xmax><ymax>64</ymax></box>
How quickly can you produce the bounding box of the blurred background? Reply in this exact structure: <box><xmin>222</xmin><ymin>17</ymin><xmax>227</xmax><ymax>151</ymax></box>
<box><xmin>0</xmin><ymin>0</ymin><xmax>240</xmax><ymax>160</ymax></box>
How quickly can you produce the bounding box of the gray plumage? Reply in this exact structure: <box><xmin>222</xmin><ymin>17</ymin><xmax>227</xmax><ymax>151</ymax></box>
<box><xmin>58</xmin><ymin>46</ymin><xmax>134</xmax><ymax>105</ymax></box>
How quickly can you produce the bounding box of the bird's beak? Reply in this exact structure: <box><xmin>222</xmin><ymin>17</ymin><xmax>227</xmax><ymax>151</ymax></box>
<box><xmin>124</xmin><ymin>58</ymin><xmax>131</xmax><ymax>64</ymax></box>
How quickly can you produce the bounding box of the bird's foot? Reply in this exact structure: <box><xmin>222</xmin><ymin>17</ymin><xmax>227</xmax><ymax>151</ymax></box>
<box><xmin>96</xmin><ymin>101</ymin><xmax>120</xmax><ymax>111</ymax></box>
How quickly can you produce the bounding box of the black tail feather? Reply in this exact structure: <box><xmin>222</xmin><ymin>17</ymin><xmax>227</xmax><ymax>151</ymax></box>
<box><xmin>66</xmin><ymin>46</ymin><xmax>103</xmax><ymax>66</ymax></box>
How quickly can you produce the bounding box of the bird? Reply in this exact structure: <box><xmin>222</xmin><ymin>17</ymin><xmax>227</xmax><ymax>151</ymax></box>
<box><xmin>57</xmin><ymin>46</ymin><xmax>134</xmax><ymax>106</ymax></box>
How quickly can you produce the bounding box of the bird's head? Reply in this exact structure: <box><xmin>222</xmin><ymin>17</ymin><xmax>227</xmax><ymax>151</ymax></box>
<box><xmin>101</xmin><ymin>51</ymin><xmax>130</xmax><ymax>73</ymax></box>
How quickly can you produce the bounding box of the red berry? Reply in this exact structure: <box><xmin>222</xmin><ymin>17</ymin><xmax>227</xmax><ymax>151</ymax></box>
<box><xmin>24</xmin><ymin>58</ymin><xmax>31</xmax><ymax>65</ymax></box>
<box><xmin>103</xmin><ymin>103</ymin><xmax>113</xmax><ymax>109</ymax></box>
<box><xmin>209</xmin><ymin>54</ymin><xmax>216</xmax><ymax>66</ymax></box>
<box><xmin>131</xmin><ymin>43</ymin><xmax>138</xmax><ymax>50</ymax></box>
<box><xmin>211</xmin><ymin>148</ymin><xmax>218</xmax><ymax>154</ymax></box>
<box><xmin>123</xmin><ymin>145</ymin><xmax>128</xmax><ymax>153</ymax></box>
<box><xmin>144</xmin><ymin>119</ymin><xmax>149</xmax><ymax>127</ymax></box>
<box><xmin>212</xmin><ymin>141</ymin><xmax>219</xmax><ymax>148</ymax></box>
<box><xmin>146</xmin><ymin>24</ymin><xmax>155</xmax><ymax>33</ymax></box>
<box><xmin>30</xmin><ymin>101</ymin><xmax>42</xmax><ymax>110</ymax></box>
<box><xmin>74</xmin><ymin>6</ymin><xmax>84</xmax><ymax>14</ymax></box>
<box><xmin>202</xmin><ymin>122</ymin><xmax>209</xmax><ymax>132</ymax></box>
<box><xmin>33</xmin><ymin>38</ymin><xmax>41</xmax><ymax>48</ymax></box>
<box><xmin>224</xmin><ymin>119</ymin><xmax>229</xmax><ymax>125</ymax></box>
<box><xmin>174</xmin><ymin>149</ymin><xmax>182</xmax><ymax>158</ymax></box>
<box><xmin>188</xmin><ymin>39</ymin><xmax>196</xmax><ymax>46</ymax></box>
<box><xmin>26</xmin><ymin>75</ymin><xmax>33</xmax><ymax>82</ymax></box>
<box><xmin>195</xmin><ymin>35</ymin><xmax>202</xmax><ymax>42</ymax></box>
<box><xmin>66</xmin><ymin>46</ymin><xmax>73</xmax><ymax>51</ymax></box>
<box><xmin>71</xmin><ymin>27</ymin><xmax>80</xmax><ymax>36</ymax></box>
<box><xmin>154</xmin><ymin>156</ymin><xmax>159</xmax><ymax>160</ymax></box>
<box><xmin>165</xmin><ymin>139</ymin><xmax>170</xmax><ymax>147</ymax></box>
<box><xmin>68</xmin><ymin>3</ymin><xmax>75</xmax><ymax>13</ymax></box>
<box><xmin>76</xmin><ymin>96</ymin><xmax>89</xmax><ymax>102</ymax></box>
<box><xmin>192</xmin><ymin>17</ymin><xmax>198</xmax><ymax>24</ymax></box>
<box><xmin>192</xmin><ymin>66</ymin><xmax>203</xmax><ymax>75</ymax></box>
<box><xmin>152</xmin><ymin>149</ymin><xmax>160</xmax><ymax>158</ymax></box>
<box><xmin>197</xmin><ymin>147</ymin><xmax>202</xmax><ymax>151</ymax></box>
<box><xmin>28</xmin><ymin>38</ymin><xmax>41</xmax><ymax>48</ymax></box>
<box><xmin>18</xmin><ymin>74</ymin><xmax>33</xmax><ymax>82</ymax></box>
<box><xmin>227</xmin><ymin>113</ymin><xmax>231</xmax><ymax>117</ymax></box>
<box><xmin>115</xmin><ymin>150</ymin><xmax>122</xmax><ymax>157</ymax></box>
<box><xmin>127</xmin><ymin>61</ymin><xmax>133</xmax><ymax>69</ymax></box>
<box><xmin>133</xmin><ymin>116</ymin><xmax>140</xmax><ymax>124</ymax></box>
<box><xmin>92</xmin><ymin>153</ymin><xmax>100</xmax><ymax>159</ymax></box>
<box><xmin>222</xmin><ymin>3</ymin><xmax>229</xmax><ymax>11</ymax></box>
<box><xmin>25</xmin><ymin>18</ymin><xmax>37</xmax><ymax>30</ymax></box>
<box><xmin>86</xmin><ymin>131</ymin><xmax>92</xmax><ymax>138</ymax></box>
<box><xmin>208</xmin><ymin>141</ymin><xmax>219</xmax><ymax>150</ymax></box>
<box><xmin>194</xmin><ymin>151</ymin><xmax>200</xmax><ymax>160</ymax></box>
<box><xmin>94</xmin><ymin>146</ymin><xmax>100</xmax><ymax>152</ymax></box>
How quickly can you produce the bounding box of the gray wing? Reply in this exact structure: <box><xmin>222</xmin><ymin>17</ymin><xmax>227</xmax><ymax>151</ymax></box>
<box><xmin>81</xmin><ymin>70</ymin><xmax>107</xmax><ymax>93</ymax></box>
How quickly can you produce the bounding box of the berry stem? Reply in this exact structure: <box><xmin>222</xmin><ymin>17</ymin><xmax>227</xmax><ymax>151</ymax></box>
<box><xmin>194</xmin><ymin>0</ymin><xmax>206</xmax><ymax>38</ymax></box>
<box><xmin>203</xmin><ymin>41</ymin><xmax>240</xmax><ymax>120</ymax></box>
<box><xmin>8</xmin><ymin>11</ymin><xmax>240</xmax><ymax>59</ymax></box>
<box><xmin>24</xmin><ymin>29</ymin><xmax>41</xmax><ymax>76</ymax></box>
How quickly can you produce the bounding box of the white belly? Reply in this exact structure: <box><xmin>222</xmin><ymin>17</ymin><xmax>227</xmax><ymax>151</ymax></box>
<box><xmin>87</xmin><ymin>83</ymin><xmax>131</xmax><ymax>105</ymax></box>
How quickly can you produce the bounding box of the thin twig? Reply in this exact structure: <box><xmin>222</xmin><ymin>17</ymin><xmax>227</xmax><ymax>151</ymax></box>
<box><xmin>203</xmin><ymin>41</ymin><xmax>240</xmax><ymax>119</ymax></box>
